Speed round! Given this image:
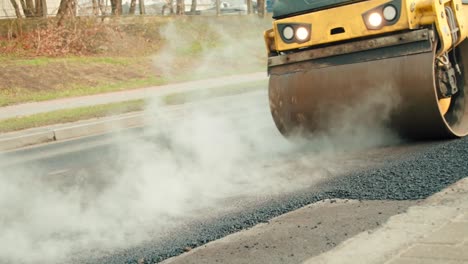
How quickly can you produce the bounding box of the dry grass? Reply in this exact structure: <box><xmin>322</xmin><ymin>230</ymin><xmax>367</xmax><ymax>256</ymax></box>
<box><xmin>0</xmin><ymin>16</ymin><xmax>270</xmax><ymax>107</ymax></box>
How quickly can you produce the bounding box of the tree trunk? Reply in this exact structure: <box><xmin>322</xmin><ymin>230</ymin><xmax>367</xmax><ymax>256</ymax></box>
<box><xmin>246</xmin><ymin>0</ymin><xmax>252</xmax><ymax>14</ymax></box>
<box><xmin>190</xmin><ymin>0</ymin><xmax>196</xmax><ymax>13</ymax></box>
<box><xmin>129</xmin><ymin>0</ymin><xmax>136</xmax><ymax>14</ymax></box>
<box><xmin>23</xmin><ymin>0</ymin><xmax>35</xmax><ymax>17</ymax></box>
<box><xmin>162</xmin><ymin>0</ymin><xmax>173</xmax><ymax>15</ymax></box>
<box><xmin>257</xmin><ymin>0</ymin><xmax>264</xmax><ymax>17</ymax></box>
<box><xmin>41</xmin><ymin>0</ymin><xmax>47</xmax><ymax>17</ymax></box>
<box><xmin>215</xmin><ymin>0</ymin><xmax>220</xmax><ymax>16</ymax></box>
<box><xmin>34</xmin><ymin>0</ymin><xmax>42</xmax><ymax>16</ymax></box>
<box><xmin>138</xmin><ymin>0</ymin><xmax>145</xmax><ymax>14</ymax></box>
<box><xmin>92</xmin><ymin>0</ymin><xmax>98</xmax><ymax>15</ymax></box>
<box><xmin>9</xmin><ymin>0</ymin><xmax>22</xmax><ymax>18</ymax></box>
<box><xmin>19</xmin><ymin>0</ymin><xmax>29</xmax><ymax>16</ymax></box>
<box><xmin>34</xmin><ymin>0</ymin><xmax>47</xmax><ymax>17</ymax></box>
<box><xmin>176</xmin><ymin>0</ymin><xmax>184</xmax><ymax>15</ymax></box>
<box><xmin>98</xmin><ymin>0</ymin><xmax>106</xmax><ymax>15</ymax></box>
<box><xmin>110</xmin><ymin>0</ymin><xmax>122</xmax><ymax>15</ymax></box>
<box><xmin>57</xmin><ymin>0</ymin><xmax>76</xmax><ymax>25</ymax></box>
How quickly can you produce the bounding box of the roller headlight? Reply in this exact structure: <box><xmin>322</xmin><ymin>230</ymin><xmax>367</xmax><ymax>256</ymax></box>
<box><xmin>277</xmin><ymin>24</ymin><xmax>311</xmax><ymax>43</ymax></box>
<box><xmin>296</xmin><ymin>27</ymin><xmax>309</xmax><ymax>41</ymax></box>
<box><xmin>282</xmin><ymin>26</ymin><xmax>294</xmax><ymax>40</ymax></box>
<box><xmin>368</xmin><ymin>12</ymin><xmax>383</xmax><ymax>27</ymax></box>
<box><xmin>363</xmin><ymin>0</ymin><xmax>400</xmax><ymax>30</ymax></box>
<box><xmin>383</xmin><ymin>5</ymin><xmax>397</xmax><ymax>21</ymax></box>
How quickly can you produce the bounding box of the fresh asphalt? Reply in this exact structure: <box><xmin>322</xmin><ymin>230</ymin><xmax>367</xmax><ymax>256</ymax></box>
<box><xmin>1</xmin><ymin>90</ymin><xmax>467</xmax><ymax>264</ymax></box>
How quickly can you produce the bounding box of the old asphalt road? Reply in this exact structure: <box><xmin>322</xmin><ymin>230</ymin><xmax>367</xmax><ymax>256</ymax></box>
<box><xmin>0</xmin><ymin>90</ymin><xmax>467</xmax><ymax>264</ymax></box>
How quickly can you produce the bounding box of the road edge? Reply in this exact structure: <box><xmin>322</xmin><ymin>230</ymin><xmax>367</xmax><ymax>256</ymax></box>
<box><xmin>0</xmin><ymin>112</ymin><xmax>146</xmax><ymax>152</ymax></box>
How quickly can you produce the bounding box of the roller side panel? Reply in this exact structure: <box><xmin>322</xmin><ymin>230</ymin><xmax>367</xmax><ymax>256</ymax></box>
<box><xmin>268</xmin><ymin>37</ymin><xmax>468</xmax><ymax>139</ymax></box>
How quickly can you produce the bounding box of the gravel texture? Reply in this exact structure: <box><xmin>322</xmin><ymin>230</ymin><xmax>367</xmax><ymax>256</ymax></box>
<box><xmin>87</xmin><ymin>137</ymin><xmax>468</xmax><ymax>264</ymax></box>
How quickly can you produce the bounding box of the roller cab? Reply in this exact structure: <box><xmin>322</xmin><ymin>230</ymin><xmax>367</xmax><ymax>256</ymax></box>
<box><xmin>264</xmin><ymin>0</ymin><xmax>468</xmax><ymax>139</ymax></box>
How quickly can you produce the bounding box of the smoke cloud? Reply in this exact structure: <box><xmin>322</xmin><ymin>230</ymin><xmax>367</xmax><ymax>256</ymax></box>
<box><xmin>152</xmin><ymin>16</ymin><xmax>268</xmax><ymax>79</ymax></box>
<box><xmin>0</xmin><ymin>18</ymin><xmax>402</xmax><ymax>264</ymax></box>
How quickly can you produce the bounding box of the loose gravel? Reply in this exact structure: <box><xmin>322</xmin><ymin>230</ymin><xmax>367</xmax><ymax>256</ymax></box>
<box><xmin>88</xmin><ymin>137</ymin><xmax>468</xmax><ymax>264</ymax></box>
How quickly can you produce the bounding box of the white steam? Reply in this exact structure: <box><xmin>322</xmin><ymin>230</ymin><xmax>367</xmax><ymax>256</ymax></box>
<box><xmin>0</xmin><ymin>87</ymin><xmax>400</xmax><ymax>263</ymax></box>
<box><xmin>310</xmin><ymin>83</ymin><xmax>402</xmax><ymax>152</ymax></box>
<box><xmin>0</xmin><ymin>18</ymin><xmax>402</xmax><ymax>264</ymax></box>
<box><xmin>0</xmin><ymin>94</ymin><xmax>300</xmax><ymax>264</ymax></box>
<box><xmin>152</xmin><ymin>17</ymin><xmax>267</xmax><ymax>79</ymax></box>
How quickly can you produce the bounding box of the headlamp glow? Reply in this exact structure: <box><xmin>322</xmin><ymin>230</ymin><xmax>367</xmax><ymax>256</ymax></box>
<box><xmin>368</xmin><ymin>12</ymin><xmax>383</xmax><ymax>27</ymax></box>
<box><xmin>296</xmin><ymin>27</ymin><xmax>309</xmax><ymax>41</ymax></box>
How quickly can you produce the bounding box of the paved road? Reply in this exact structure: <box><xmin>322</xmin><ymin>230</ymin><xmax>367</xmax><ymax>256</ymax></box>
<box><xmin>0</xmin><ymin>90</ymin><xmax>466</xmax><ymax>264</ymax></box>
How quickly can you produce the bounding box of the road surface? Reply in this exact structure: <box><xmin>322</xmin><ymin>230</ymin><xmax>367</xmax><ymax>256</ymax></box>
<box><xmin>0</xmin><ymin>90</ymin><xmax>466</xmax><ymax>264</ymax></box>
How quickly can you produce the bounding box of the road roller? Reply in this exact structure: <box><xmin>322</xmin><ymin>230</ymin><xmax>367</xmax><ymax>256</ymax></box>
<box><xmin>264</xmin><ymin>0</ymin><xmax>468</xmax><ymax>139</ymax></box>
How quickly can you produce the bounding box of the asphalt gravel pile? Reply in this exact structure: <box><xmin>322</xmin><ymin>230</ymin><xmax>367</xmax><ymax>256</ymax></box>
<box><xmin>88</xmin><ymin>136</ymin><xmax>468</xmax><ymax>264</ymax></box>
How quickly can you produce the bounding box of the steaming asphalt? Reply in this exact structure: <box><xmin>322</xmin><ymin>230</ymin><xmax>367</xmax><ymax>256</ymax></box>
<box><xmin>1</xmin><ymin>90</ymin><xmax>468</xmax><ymax>264</ymax></box>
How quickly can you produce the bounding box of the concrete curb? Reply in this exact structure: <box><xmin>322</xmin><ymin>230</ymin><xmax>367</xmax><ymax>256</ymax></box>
<box><xmin>0</xmin><ymin>113</ymin><xmax>146</xmax><ymax>152</ymax></box>
<box><xmin>53</xmin><ymin>113</ymin><xmax>145</xmax><ymax>141</ymax></box>
<box><xmin>0</xmin><ymin>131</ymin><xmax>56</xmax><ymax>151</ymax></box>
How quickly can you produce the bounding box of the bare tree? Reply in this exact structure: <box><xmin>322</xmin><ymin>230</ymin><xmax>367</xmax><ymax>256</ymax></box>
<box><xmin>20</xmin><ymin>0</ymin><xmax>35</xmax><ymax>17</ymax></box>
<box><xmin>9</xmin><ymin>0</ymin><xmax>22</xmax><ymax>18</ymax></box>
<box><xmin>25</xmin><ymin>0</ymin><xmax>35</xmax><ymax>15</ymax></box>
<box><xmin>176</xmin><ymin>0</ymin><xmax>184</xmax><ymax>15</ymax></box>
<box><xmin>16</xmin><ymin>0</ymin><xmax>47</xmax><ymax>17</ymax></box>
<box><xmin>162</xmin><ymin>0</ymin><xmax>173</xmax><ymax>15</ymax></box>
<box><xmin>57</xmin><ymin>0</ymin><xmax>76</xmax><ymax>25</ymax></box>
<box><xmin>129</xmin><ymin>0</ymin><xmax>136</xmax><ymax>14</ymax></box>
<box><xmin>98</xmin><ymin>0</ymin><xmax>106</xmax><ymax>15</ymax></box>
<box><xmin>257</xmin><ymin>0</ymin><xmax>264</xmax><ymax>17</ymax></box>
<box><xmin>110</xmin><ymin>0</ymin><xmax>122</xmax><ymax>15</ymax></box>
<box><xmin>190</xmin><ymin>0</ymin><xmax>196</xmax><ymax>13</ymax></box>
<box><xmin>246</xmin><ymin>0</ymin><xmax>252</xmax><ymax>14</ymax></box>
<box><xmin>34</xmin><ymin>0</ymin><xmax>47</xmax><ymax>17</ymax></box>
<box><xmin>92</xmin><ymin>0</ymin><xmax>99</xmax><ymax>15</ymax></box>
<box><xmin>41</xmin><ymin>0</ymin><xmax>47</xmax><ymax>16</ymax></box>
<box><xmin>139</xmin><ymin>0</ymin><xmax>145</xmax><ymax>15</ymax></box>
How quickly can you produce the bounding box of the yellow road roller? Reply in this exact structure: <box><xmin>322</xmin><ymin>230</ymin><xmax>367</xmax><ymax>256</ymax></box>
<box><xmin>264</xmin><ymin>0</ymin><xmax>468</xmax><ymax>139</ymax></box>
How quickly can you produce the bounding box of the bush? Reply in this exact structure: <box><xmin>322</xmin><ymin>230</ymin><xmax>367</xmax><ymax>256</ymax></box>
<box><xmin>0</xmin><ymin>18</ymin><xmax>154</xmax><ymax>56</ymax></box>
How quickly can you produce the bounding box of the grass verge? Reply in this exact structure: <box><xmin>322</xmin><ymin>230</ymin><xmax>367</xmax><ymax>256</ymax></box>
<box><xmin>0</xmin><ymin>100</ymin><xmax>145</xmax><ymax>133</ymax></box>
<box><xmin>0</xmin><ymin>57</ymin><xmax>264</xmax><ymax>107</ymax></box>
<box><xmin>0</xmin><ymin>80</ymin><xmax>266</xmax><ymax>133</ymax></box>
<box><xmin>0</xmin><ymin>76</ymin><xmax>165</xmax><ymax>107</ymax></box>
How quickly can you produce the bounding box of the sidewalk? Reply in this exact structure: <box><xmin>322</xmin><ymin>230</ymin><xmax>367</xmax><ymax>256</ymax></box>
<box><xmin>161</xmin><ymin>178</ymin><xmax>467</xmax><ymax>264</ymax></box>
<box><xmin>0</xmin><ymin>72</ymin><xmax>267</xmax><ymax>151</ymax></box>
<box><xmin>304</xmin><ymin>178</ymin><xmax>468</xmax><ymax>264</ymax></box>
<box><xmin>0</xmin><ymin>72</ymin><xmax>267</xmax><ymax>120</ymax></box>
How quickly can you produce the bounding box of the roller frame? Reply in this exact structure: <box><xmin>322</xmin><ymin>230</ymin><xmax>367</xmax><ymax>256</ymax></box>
<box><xmin>268</xmin><ymin>28</ymin><xmax>468</xmax><ymax>139</ymax></box>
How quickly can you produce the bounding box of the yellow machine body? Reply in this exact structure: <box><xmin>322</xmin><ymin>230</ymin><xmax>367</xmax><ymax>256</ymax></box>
<box><xmin>265</xmin><ymin>0</ymin><xmax>468</xmax><ymax>56</ymax></box>
<box><xmin>265</xmin><ymin>0</ymin><xmax>468</xmax><ymax>139</ymax></box>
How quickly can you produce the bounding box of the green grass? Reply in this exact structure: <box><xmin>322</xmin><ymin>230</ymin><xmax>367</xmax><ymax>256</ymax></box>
<box><xmin>0</xmin><ymin>79</ymin><xmax>267</xmax><ymax>133</ymax></box>
<box><xmin>0</xmin><ymin>76</ymin><xmax>166</xmax><ymax>107</ymax></box>
<box><xmin>0</xmin><ymin>100</ymin><xmax>145</xmax><ymax>133</ymax></box>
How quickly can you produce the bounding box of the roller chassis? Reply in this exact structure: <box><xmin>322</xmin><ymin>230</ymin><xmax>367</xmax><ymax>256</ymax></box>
<box><xmin>265</xmin><ymin>0</ymin><xmax>468</xmax><ymax>139</ymax></box>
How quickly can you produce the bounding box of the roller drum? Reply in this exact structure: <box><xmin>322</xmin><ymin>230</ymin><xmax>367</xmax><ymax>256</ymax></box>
<box><xmin>268</xmin><ymin>38</ymin><xmax>468</xmax><ymax>139</ymax></box>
